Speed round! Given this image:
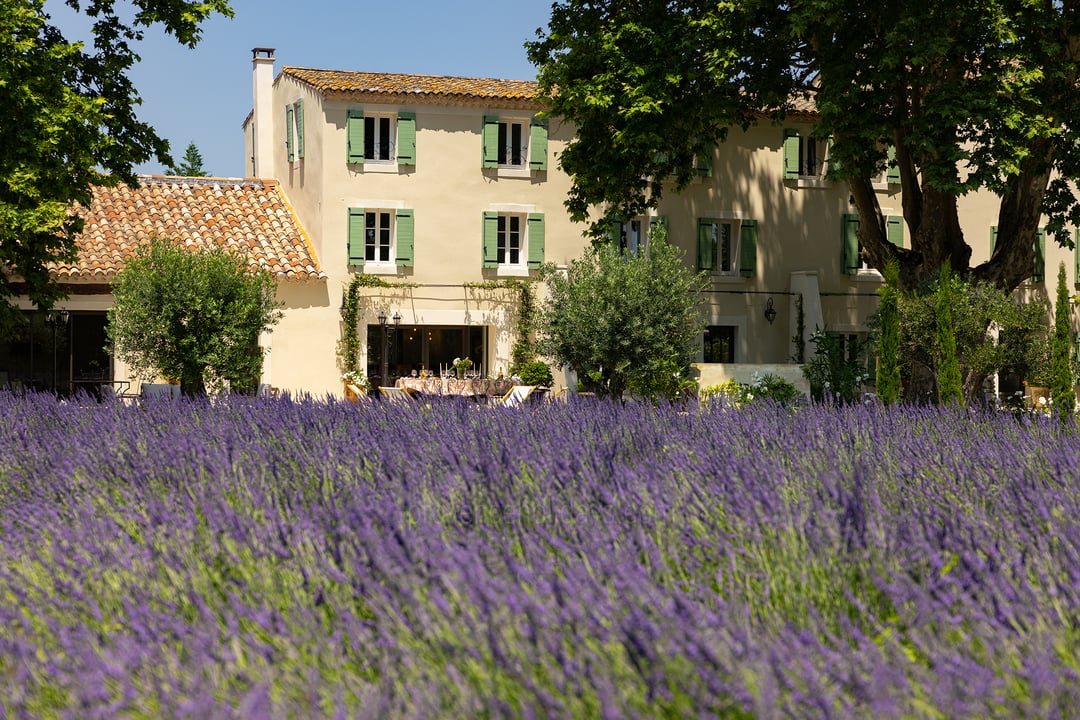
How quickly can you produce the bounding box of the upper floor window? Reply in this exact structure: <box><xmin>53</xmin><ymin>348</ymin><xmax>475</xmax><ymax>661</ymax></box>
<box><xmin>698</xmin><ymin>218</ymin><xmax>757</xmax><ymax>277</ymax></box>
<box><xmin>482</xmin><ymin>211</ymin><xmax>545</xmax><ymax>273</ymax></box>
<box><xmin>783</xmin><ymin>130</ymin><xmax>828</xmax><ymax>180</ymax></box>
<box><xmin>347</xmin><ymin>207</ymin><xmax>414</xmax><ymax>271</ymax></box>
<box><xmin>286</xmin><ymin>99</ymin><xmax>304</xmax><ymax>163</ymax></box>
<box><xmin>606</xmin><ymin>216</ymin><xmax>666</xmax><ymax>258</ymax></box>
<box><xmin>365</xmin><ymin>115</ymin><xmax>394</xmax><ymax>162</ymax></box>
<box><xmin>347</xmin><ymin>110</ymin><xmax>416</xmax><ymax>166</ymax></box>
<box><xmin>841</xmin><ymin>213</ymin><xmax>904</xmax><ymax>276</ymax></box>
<box><xmin>482</xmin><ymin>115</ymin><xmax>547</xmax><ymax>172</ymax></box>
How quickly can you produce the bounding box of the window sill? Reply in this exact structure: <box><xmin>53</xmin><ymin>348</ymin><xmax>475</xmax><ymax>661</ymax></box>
<box><xmin>496</xmin><ymin>265</ymin><xmax>531</xmax><ymax>278</ymax></box>
<box><xmin>361</xmin><ymin>262</ymin><xmax>399</xmax><ymax>276</ymax></box>
<box><xmin>794</xmin><ymin>177</ymin><xmax>830</xmax><ymax>189</ymax></box>
<box><xmin>493</xmin><ymin>166</ymin><xmax>532</xmax><ymax>179</ymax></box>
<box><xmin>360</xmin><ymin>161</ymin><xmax>400</xmax><ymax>174</ymax></box>
<box><xmin>855</xmin><ymin>268</ymin><xmax>883</xmax><ymax>282</ymax></box>
<box><xmin>705</xmin><ymin>273</ymin><xmax>747</xmax><ymax>283</ymax></box>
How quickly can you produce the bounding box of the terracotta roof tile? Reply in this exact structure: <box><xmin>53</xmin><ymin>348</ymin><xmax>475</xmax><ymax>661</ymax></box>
<box><xmin>283</xmin><ymin>67</ymin><xmax>543</xmax><ymax>107</ymax></box>
<box><xmin>53</xmin><ymin>176</ymin><xmax>325</xmax><ymax>283</ymax></box>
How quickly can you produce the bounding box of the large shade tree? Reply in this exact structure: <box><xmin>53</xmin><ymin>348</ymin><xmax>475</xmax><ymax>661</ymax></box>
<box><xmin>0</xmin><ymin>0</ymin><xmax>232</xmax><ymax>333</ymax></box>
<box><xmin>527</xmin><ymin>1</ymin><xmax>1080</xmax><ymax>291</ymax></box>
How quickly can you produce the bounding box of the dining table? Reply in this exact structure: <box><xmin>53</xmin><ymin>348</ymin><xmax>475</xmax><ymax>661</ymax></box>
<box><xmin>394</xmin><ymin>376</ymin><xmax>518</xmax><ymax>398</ymax></box>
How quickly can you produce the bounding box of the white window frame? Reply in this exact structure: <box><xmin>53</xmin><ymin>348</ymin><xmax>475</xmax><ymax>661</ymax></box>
<box><xmin>617</xmin><ymin>218</ymin><xmax>646</xmax><ymax>258</ymax></box>
<box><xmin>364</xmin><ymin>210</ymin><xmax>396</xmax><ymax>272</ymax></box>
<box><xmin>497</xmin><ymin>120</ymin><xmax>528</xmax><ymax>169</ymax></box>
<box><xmin>701</xmin><ymin>219</ymin><xmax>740</xmax><ymax>275</ymax></box>
<box><xmin>365</xmin><ymin>114</ymin><xmax>396</xmax><ymax>163</ymax></box>
<box><xmin>799</xmin><ymin>135</ymin><xmax>822</xmax><ymax>178</ymax></box>
<box><xmin>496</xmin><ymin>213</ymin><xmax>526</xmax><ymax>268</ymax></box>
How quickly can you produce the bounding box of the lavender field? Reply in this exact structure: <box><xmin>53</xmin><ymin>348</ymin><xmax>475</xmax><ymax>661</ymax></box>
<box><xmin>1</xmin><ymin>392</ymin><xmax>1079</xmax><ymax>718</ymax></box>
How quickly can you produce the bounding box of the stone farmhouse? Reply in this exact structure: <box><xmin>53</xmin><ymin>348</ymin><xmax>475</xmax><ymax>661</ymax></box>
<box><xmin>1</xmin><ymin>48</ymin><xmax>1076</xmax><ymax>397</ymax></box>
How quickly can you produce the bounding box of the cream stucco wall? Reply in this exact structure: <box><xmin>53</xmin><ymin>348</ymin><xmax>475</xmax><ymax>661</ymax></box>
<box><xmin>255</xmin><ymin>67</ymin><xmax>591</xmax><ymax>397</ymax></box>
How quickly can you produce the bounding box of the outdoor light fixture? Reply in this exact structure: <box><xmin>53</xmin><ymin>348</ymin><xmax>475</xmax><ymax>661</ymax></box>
<box><xmin>764</xmin><ymin>297</ymin><xmax>777</xmax><ymax>324</ymax></box>
<box><xmin>377</xmin><ymin>310</ymin><xmax>388</xmax><ymax>326</ymax></box>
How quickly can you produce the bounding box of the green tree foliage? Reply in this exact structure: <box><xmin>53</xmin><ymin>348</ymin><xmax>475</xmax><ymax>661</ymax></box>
<box><xmin>936</xmin><ymin>262</ymin><xmax>964</xmax><ymax>405</ymax></box>
<box><xmin>877</xmin><ymin>259</ymin><xmax>902</xmax><ymax>405</ymax></box>
<box><xmin>0</xmin><ymin>0</ymin><xmax>232</xmax><ymax>333</ymax></box>
<box><xmin>870</xmin><ymin>269</ymin><xmax>1049</xmax><ymax>404</ymax></box>
<box><xmin>539</xmin><ymin>226</ymin><xmax>706</xmax><ymax>400</ymax></box>
<box><xmin>1050</xmin><ymin>262</ymin><xmax>1075</xmax><ymax>415</ymax></box>
<box><xmin>167</xmin><ymin>142</ymin><xmax>209</xmax><ymax>177</ymax></box>
<box><xmin>107</xmin><ymin>237</ymin><xmax>281</xmax><ymax>396</ymax></box>
<box><xmin>802</xmin><ymin>329</ymin><xmax>869</xmax><ymax>404</ymax></box>
<box><xmin>527</xmin><ymin>1</ymin><xmax>1080</xmax><ymax>290</ymax></box>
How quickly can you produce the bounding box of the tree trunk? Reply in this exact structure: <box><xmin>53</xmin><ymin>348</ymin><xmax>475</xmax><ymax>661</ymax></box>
<box><xmin>971</xmin><ymin>140</ymin><xmax>1056</xmax><ymax>290</ymax></box>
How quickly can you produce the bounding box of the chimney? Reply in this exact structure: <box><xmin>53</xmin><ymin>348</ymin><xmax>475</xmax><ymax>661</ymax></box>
<box><xmin>251</xmin><ymin>48</ymin><xmax>276</xmax><ymax>178</ymax></box>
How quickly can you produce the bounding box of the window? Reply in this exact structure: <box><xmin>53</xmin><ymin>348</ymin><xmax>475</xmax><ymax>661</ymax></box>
<box><xmin>482</xmin><ymin>212</ymin><xmax>545</xmax><ymax>270</ymax></box>
<box><xmin>347</xmin><ymin>207</ymin><xmax>414</xmax><ymax>268</ymax></box>
<box><xmin>703</xmin><ymin>326</ymin><xmax>735</xmax><ymax>363</ymax></box>
<box><xmin>346</xmin><ymin>111</ymin><xmax>416</xmax><ymax>166</ymax></box>
<box><xmin>783</xmin><ymin>130</ymin><xmax>830</xmax><ymax>180</ymax></box>
<box><xmin>365</xmin><ymin>116</ymin><xmax>394</xmax><ymax>161</ymax></box>
<box><xmin>365</xmin><ymin>211</ymin><xmax>392</xmax><ymax>262</ymax></box>
<box><xmin>697</xmin><ymin>218</ymin><xmax>757</xmax><ymax>277</ymax></box>
<box><xmin>286</xmin><ymin>99</ymin><xmax>304</xmax><ymax>162</ymax></box>
<box><xmin>482</xmin><ymin>115</ymin><xmax>547</xmax><ymax>171</ymax></box>
<box><xmin>607</xmin><ymin>216</ymin><xmax>666</xmax><ymax>258</ymax></box>
<box><xmin>842</xmin><ymin>214</ymin><xmax>904</xmax><ymax>275</ymax></box>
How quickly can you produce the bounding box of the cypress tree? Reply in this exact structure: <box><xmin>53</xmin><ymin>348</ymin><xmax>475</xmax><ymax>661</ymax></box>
<box><xmin>1050</xmin><ymin>262</ymin><xmax>1075</xmax><ymax>417</ymax></box>
<box><xmin>936</xmin><ymin>260</ymin><xmax>964</xmax><ymax>405</ymax></box>
<box><xmin>877</xmin><ymin>259</ymin><xmax>901</xmax><ymax>405</ymax></box>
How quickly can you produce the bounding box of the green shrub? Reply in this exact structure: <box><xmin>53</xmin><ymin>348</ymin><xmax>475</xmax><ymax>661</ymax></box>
<box><xmin>514</xmin><ymin>361</ymin><xmax>555</xmax><ymax>387</ymax></box>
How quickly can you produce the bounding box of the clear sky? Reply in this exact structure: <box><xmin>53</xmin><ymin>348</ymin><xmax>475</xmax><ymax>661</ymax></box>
<box><xmin>46</xmin><ymin>1</ymin><xmax>554</xmax><ymax>178</ymax></box>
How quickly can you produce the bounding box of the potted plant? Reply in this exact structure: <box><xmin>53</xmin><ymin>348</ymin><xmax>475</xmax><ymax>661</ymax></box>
<box><xmin>342</xmin><ymin>370</ymin><xmax>370</xmax><ymax>403</ymax></box>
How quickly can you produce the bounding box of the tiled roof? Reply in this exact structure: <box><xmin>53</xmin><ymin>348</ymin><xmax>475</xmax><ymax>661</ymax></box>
<box><xmin>282</xmin><ymin>67</ymin><xmax>543</xmax><ymax>107</ymax></box>
<box><xmin>53</xmin><ymin>176</ymin><xmax>324</xmax><ymax>283</ymax></box>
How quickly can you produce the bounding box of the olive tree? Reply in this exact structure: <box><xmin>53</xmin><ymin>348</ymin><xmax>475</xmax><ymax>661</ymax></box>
<box><xmin>539</xmin><ymin>227</ymin><xmax>706</xmax><ymax>401</ymax></box>
<box><xmin>107</xmin><ymin>237</ymin><xmax>282</xmax><ymax>396</ymax></box>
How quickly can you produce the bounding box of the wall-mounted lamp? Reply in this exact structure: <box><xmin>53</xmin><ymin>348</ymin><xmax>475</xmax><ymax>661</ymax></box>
<box><xmin>764</xmin><ymin>297</ymin><xmax>777</xmax><ymax>324</ymax></box>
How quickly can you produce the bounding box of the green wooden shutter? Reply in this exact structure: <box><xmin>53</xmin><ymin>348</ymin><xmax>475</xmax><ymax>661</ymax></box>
<box><xmin>529</xmin><ymin>116</ymin><xmax>548</xmax><ymax>171</ymax></box>
<box><xmin>295</xmin><ymin>99</ymin><xmax>304</xmax><ymax>159</ymax></box>
<box><xmin>482</xmin><ymin>212</ymin><xmax>499</xmax><ymax>267</ymax></box>
<box><xmin>482</xmin><ymin>116</ymin><xmax>500</xmax><ymax>168</ymax></box>
<box><xmin>347</xmin><ymin>109</ymin><xmax>365</xmax><ymax>164</ymax></box>
<box><xmin>395</xmin><ymin>209</ymin><xmax>414</xmax><ymax>267</ymax></box>
<box><xmin>696</xmin><ymin>148</ymin><xmax>713</xmax><ymax>177</ymax></box>
<box><xmin>739</xmin><ymin>219</ymin><xmax>757</xmax><ymax>278</ymax></box>
<box><xmin>1033</xmin><ymin>227</ymin><xmax>1046</xmax><ymax>282</ymax></box>
<box><xmin>397</xmin><ymin>112</ymin><xmax>416</xmax><ymax>165</ymax></box>
<box><xmin>527</xmin><ymin>213</ymin><xmax>545</xmax><ymax>268</ymax></box>
<box><xmin>698</xmin><ymin>219</ymin><xmax>715</xmax><ymax>271</ymax></box>
<box><xmin>783</xmin><ymin>130</ymin><xmax>800</xmax><ymax>180</ymax></box>
<box><xmin>285</xmin><ymin>104</ymin><xmax>295</xmax><ymax>162</ymax></box>
<box><xmin>990</xmin><ymin>226</ymin><xmax>998</xmax><ymax>256</ymax></box>
<box><xmin>842</xmin><ymin>213</ymin><xmax>860</xmax><ymax>275</ymax></box>
<box><xmin>886</xmin><ymin>215</ymin><xmax>904</xmax><ymax>247</ymax></box>
<box><xmin>886</xmin><ymin>145</ymin><xmax>899</xmax><ymax>184</ymax></box>
<box><xmin>607</xmin><ymin>220</ymin><xmax>621</xmax><ymax>250</ymax></box>
<box><xmin>347</xmin><ymin>208</ymin><xmax>365</xmax><ymax>264</ymax></box>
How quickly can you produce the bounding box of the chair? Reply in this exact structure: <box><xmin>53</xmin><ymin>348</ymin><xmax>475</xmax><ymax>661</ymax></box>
<box><xmin>498</xmin><ymin>385</ymin><xmax>535</xmax><ymax>407</ymax></box>
<box><xmin>378</xmin><ymin>387</ymin><xmax>414</xmax><ymax>403</ymax></box>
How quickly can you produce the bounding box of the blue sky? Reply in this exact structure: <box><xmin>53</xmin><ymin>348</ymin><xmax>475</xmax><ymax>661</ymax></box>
<box><xmin>46</xmin><ymin>1</ymin><xmax>554</xmax><ymax>178</ymax></box>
